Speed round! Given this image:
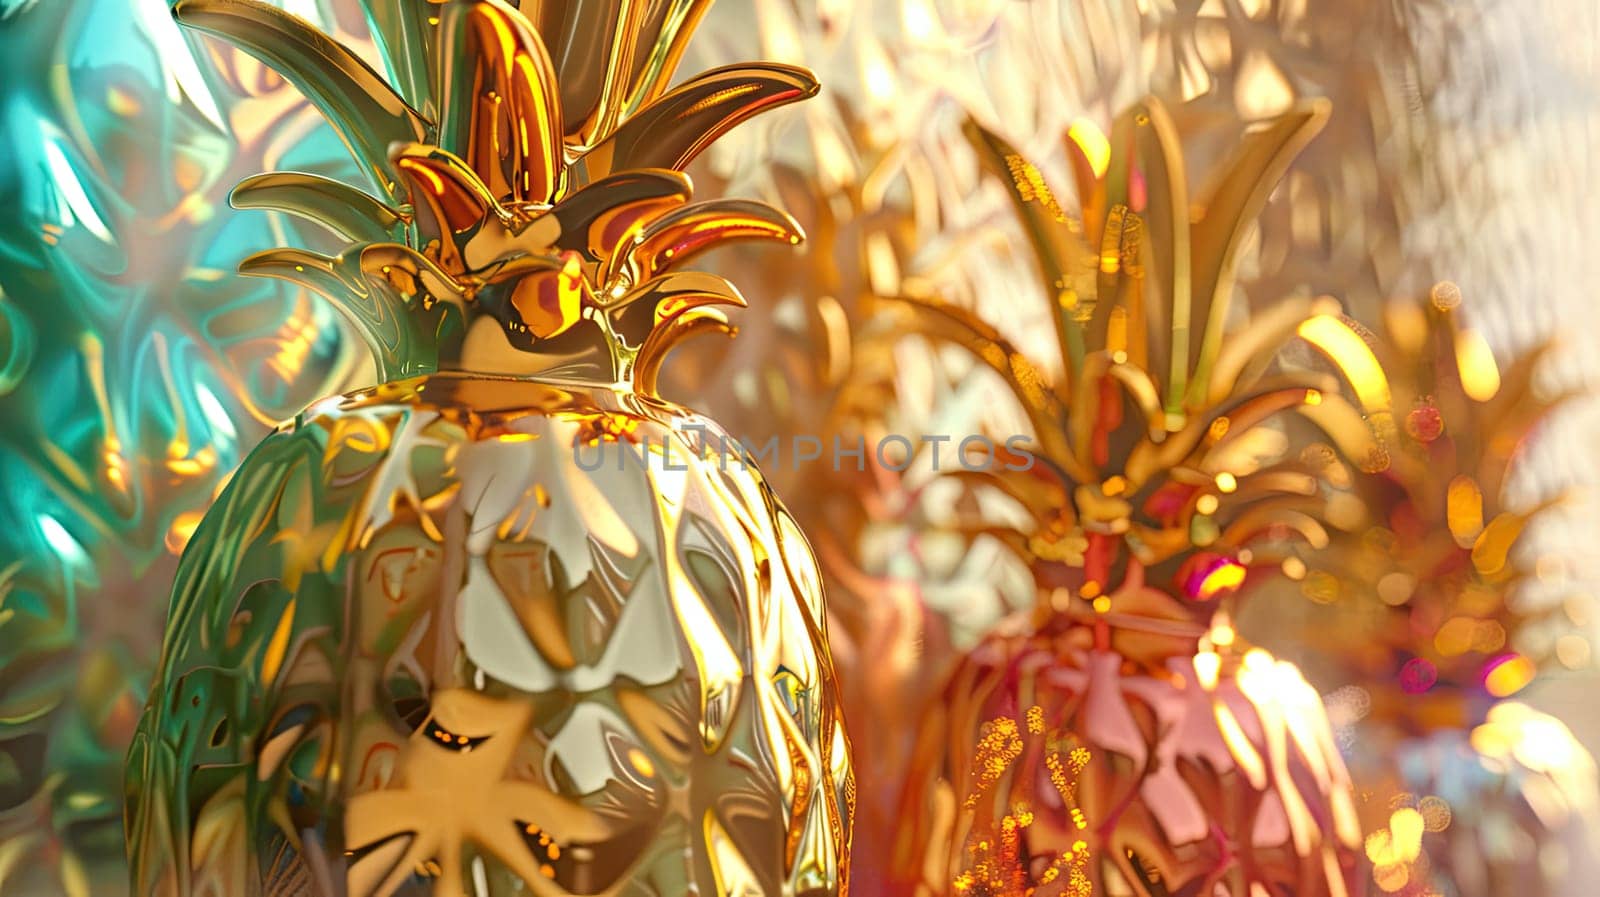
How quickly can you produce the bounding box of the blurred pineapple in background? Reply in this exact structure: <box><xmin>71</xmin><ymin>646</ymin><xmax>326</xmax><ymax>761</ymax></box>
<box><xmin>125</xmin><ymin>1</ymin><xmax>853</xmax><ymax>894</ymax></box>
<box><xmin>0</xmin><ymin>1</ymin><xmax>362</xmax><ymax>892</ymax></box>
<box><xmin>1288</xmin><ymin>293</ymin><xmax>1600</xmax><ymax>897</ymax></box>
<box><xmin>886</xmin><ymin>97</ymin><xmax>1369</xmax><ymax>895</ymax></box>
<box><xmin>1292</xmin><ymin>294</ymin><xmax>1565</xmax><ymax>710</ymax></box>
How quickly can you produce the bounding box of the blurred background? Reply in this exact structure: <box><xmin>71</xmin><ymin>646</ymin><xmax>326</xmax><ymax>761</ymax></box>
<box><xmin>1</xmin><ymin>0</ymin><xmax>1597</xmax><ymax>894</ymax></box>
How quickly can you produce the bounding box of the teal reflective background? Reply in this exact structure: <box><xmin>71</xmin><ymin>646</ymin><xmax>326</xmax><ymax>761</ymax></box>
<box><xmin>0</xmin><ymin>1</ymin><xmax>360</xmax><ymax>891</ymax></box>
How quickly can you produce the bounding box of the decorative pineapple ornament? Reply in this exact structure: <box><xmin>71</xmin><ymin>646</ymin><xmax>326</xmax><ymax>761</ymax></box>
<box><xmin>886</xmin><ymin>97</ymin><xmax>1371</xmax><ymax>896</ymax></box>
<box><xmin>124</xmin><ymin>2</ymin><xmax>853</xmax><ymax>895</ymax></box>
<box><xmin>1293</xmin><ymin>296</ymin><xmax>1600</xmax><ymax>897</ymax></box>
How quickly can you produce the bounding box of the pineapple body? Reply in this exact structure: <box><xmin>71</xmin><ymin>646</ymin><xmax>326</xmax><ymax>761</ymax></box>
<box><xmin>890</xmin><ymin>620</ymin><xmax>1361</xmax><ymax>897</ymax></box>
<box><xmin>126</xmin><ymin>373</ymin><xmax>852</xmax><ymax>897</ymax></box>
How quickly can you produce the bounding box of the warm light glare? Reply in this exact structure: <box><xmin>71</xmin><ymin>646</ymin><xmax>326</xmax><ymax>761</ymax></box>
<box><xmin>1194</xmin><ymin>650</ymin><xmax>1221</xmax><ymax>689</ymax></box>
<box><xmin>165</xmin><ymin>511</ymin><xmax>204</xmax><ymax>555</ymax></box>
<box><xmin>859</xmin><ymin>37</ymin><xmax>897</xmax><ymax>110</ymax></box>
<box><xmin>1188</xmin><ymin>557</ymin><xmax>1247</xmax><ymax>600</ymax></box>
<box><xmin>1067</xmin><ymin>118</ymin><xmax>1110</xmax><ymax>178</ymax></box>
<box><xmin>1297</xmin><ymin>315</ymin><xmax>1391</xmax><ymax>412</ymax></box>
<box><xmin>1455</xmin><ymin>328</ymin><xmax>1502</xmax><ymax>401</ymax></box>
<box><xmin>1281</xmin><ymin>556</ymin><xmax>1307</xmax><ymax>580</ymax></box>
<box><xmin>1482</xmin><ymin>653</ymin><xmax>1535</xmax><ymax>698</ymax></box>
<box><xmin>901</xmin><ymin>0</ymin><xmax>938</xmax><ymax>42</ymax></box>
<box><xmin>1388</xmin><ymin>808</ymin><xmax>1424</xmax><ymax>863</ymax></box>
<box><xmin>1445</xmin><ymin>475</ymin><xmax>1484</xmax><ymax>547</ymax></box>
<box><xmin>1473</xmin><ymin>703</ymin><xmax>1588</xmax><ymax>780</ymax></box>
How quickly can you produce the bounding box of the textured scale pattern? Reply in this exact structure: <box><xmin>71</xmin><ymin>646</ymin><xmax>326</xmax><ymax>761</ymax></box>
<box><xmin>126</xmin><ymin>376</ymin><xmax>853</xmax><ymax>896</ymax></box>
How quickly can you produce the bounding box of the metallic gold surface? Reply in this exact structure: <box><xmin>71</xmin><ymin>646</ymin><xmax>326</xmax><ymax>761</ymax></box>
<box><xmin>125</xmin><ymin>1</ymin><xmax>852</xmax><ymax>894</ymax></box>
<box><xmin>171</xmin><ymin>0</ymin><xmax>817</xmax><ymax>385</ymax></box>
<box><xmin>127</xmin><ymin>376</ymin><xmax>852</xmax><ymax>896</ymax></box>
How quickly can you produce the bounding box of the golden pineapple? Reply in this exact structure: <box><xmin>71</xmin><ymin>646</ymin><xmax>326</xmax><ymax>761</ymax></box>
<box><xmin>123</xmin><ymin>2</ymin><xmax>852</xmax><ymax>894</ymax></box>
<box><xmin>885</xmin><ymin>98</ymin><xmax>1370</xmax><ymax>895</ymax></box>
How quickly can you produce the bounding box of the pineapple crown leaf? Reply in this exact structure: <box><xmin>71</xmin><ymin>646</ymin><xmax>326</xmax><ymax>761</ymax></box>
<box><xmin>964</xmin><ymin>96</ymin><xmax>1330</xmax><ymax>410</ymax></box>
<box><xmin>906</xmin><ymin>96</ymin><xmax>1360</xmax><ymax>609</ymax></box>
<box><xmin>1297</xmin><ymin>305</ymin><xmax>1573</xmax><ymax>688</ymax></box>
<box><xmin>1302</xmin><ymin>302</ymin><xmax>1567</xmax><ymax>600</ymax></box>
<box><xmin>177</xmin><ymin>0</ymin><xmax>817</xmax><ymax>390</ymax></box>
<box><xmin>231</xmin><ymin>171</ymin><xmax>408</xmax><ymax>244</ymax></box>
<box><xmin>1300</xmin><ymin>297</ymin><xmax>1569</xmax><ymax>513</ymax></box>
<box><xmin>354</xmin><ymin>0</ymin><xmax>719</xmax><ymax>135</ymax></box>
<box><xmin>174</xmin><ymin>0</ymin><xmax>431</xmax><ymax>203</ymax></box>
